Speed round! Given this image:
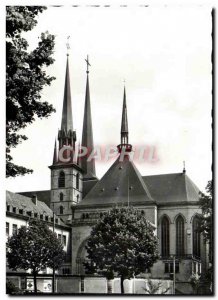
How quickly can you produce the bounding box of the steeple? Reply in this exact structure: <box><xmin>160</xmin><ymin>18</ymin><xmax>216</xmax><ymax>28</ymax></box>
<box><xmin>81</xmin><ymin>55</ymin><xmax>96</xmax><ymax>179</ymax></box>
<box><xmin>121</xmin><ymin>86</ymin><xmax>128</xmax><ymax>144</ymax></box>
<box><xmin>58</xmin><ymin>55</ymin><xmax>76</xmax><ymax>151</ymax></box>
<box><xmin>117</xmin><ymin>85</ymin><xmax>132</xmax><ymax>153</ymax></box>
<box><xmin>61</xmin><ymin>56</ymin><xmax>73</xmax><ymax>132</ymax></box>
<box><xmin>53</xmin><ymin>139</ymin><xmax>58</xmax><ymax>164</ymax></box>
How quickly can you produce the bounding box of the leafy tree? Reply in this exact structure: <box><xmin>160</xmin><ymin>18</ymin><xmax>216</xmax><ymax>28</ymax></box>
<box><xmin>84</xmin><ymin>206</ymin><xmax>159</xmax><ymax>294</ymax></box>
<box><xmin>6</xmin><ymin>6</ymin><xmax>56</xmax><ymax>177</ymax></box>
<box><xmin>6</xmin><ymin>280</ymin><xmax>22</xmax><ymax>295</ymax></box>
<box><xmin>7</xmin><ymin>219</ymin><xmax>65</xmax><ymax>293</ymax></box>
<box><xmin>199</xmin><ymin>180</ymin><xmax>213</xmax><ymax>290</ymax></box>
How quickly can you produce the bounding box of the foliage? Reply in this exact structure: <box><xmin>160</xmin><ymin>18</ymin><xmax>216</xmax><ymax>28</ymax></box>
<box><xmin>199</xmin><ymin>180</ymin><xmax>213</xmax><ymax>291</ymax></box>
<box><xmin>199</xmin><ymin>180</ymin><xmax>212</xmax><ymax>243</ymax></box>
<box><xmin>190</xmin><ymin>272</ymin><xmax>201</xmax><ymax>294</ymax></box>
<box><xmin>7</xmin><ymin>219</ymin><xmax>65</xmax><ymax>293</ymax></box>
<box><xmin>85</xmin><ymin>206</ymin><xmax>159</xmax><ymax>293</ymax></box>
<box><xmin>143</xmin><ymin>279</ymin><xmax>171</xmax><ymax>294</ymax></box>
<box><xmin>6</xmin><ymin>6</ymin><xmax>56</xmax><ymax>177</ymax></box>
<box><xmin>6</xmin><ymin>280</ymin><xmax>22</xmax><ymax>295</ymax></box>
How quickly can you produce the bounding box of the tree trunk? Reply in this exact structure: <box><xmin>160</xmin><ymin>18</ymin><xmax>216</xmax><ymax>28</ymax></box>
<box><xmin>107</xmin><ymin>279</ymin><xmax>113</xmax><ymax>294</ymax></box>
<box><xmin>33</xmin><ymin>272</ymin><xmax>37</xmax><ymax>293</ymax></box>
<box><xmin>120</xmin><ymin>276</ymin><xmax>125</xmax><ymax>294</ymax></box>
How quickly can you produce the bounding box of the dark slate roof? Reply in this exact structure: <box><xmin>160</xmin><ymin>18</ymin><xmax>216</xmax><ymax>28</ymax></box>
<box><xmin>142</xmin><ymin>173</ymin><xmax>200</xmax><ymax>204</ymax></box>
<box><xmin>18</xmin><ymin>190</ymin><xmax>51</xmax><ymax>207</ymax></box>
<box><xmin>6</xmin><ymin>191</ymin><xmax>66</xmax><ymax>227</ymax></box>
<box><xmin>83</xmin><ymin>179</ymin><xmax>99</xmax><ymax>198</ymax></box>
<box><xmin>77</xmin><ymin>156</ymin><xmax>154</xmax><ymax>207</ymax></box>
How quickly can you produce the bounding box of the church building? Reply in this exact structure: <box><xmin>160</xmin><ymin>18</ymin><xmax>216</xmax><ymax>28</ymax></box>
<box><xmin>7</xmin><ymin>54</ymin><xmax>208</xmax><ymax>294</ymax></box>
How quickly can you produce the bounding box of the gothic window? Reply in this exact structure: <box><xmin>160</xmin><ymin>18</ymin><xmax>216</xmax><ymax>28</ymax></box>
<box><xmin>60</xmin><ymin>192</ymin><xmax>64</xmax><ymax>201</ymax></box>
<box><xmin>58</xmin><ymin>171</ymin><xmax>65</xmax><ymax>188</ymax></box>
<box><xmin>176</xmin><ymin>215</ymin><xmax>185</xmax><ymax>257</ymax></box>
<box><xmin>76</xmin><ymin>194</ymin><xmax>79</xmax><ymax>203</ymax></box>
<box><xmin>76</xmin><ymin>173</ymin><xmax>79</xmax><ymax>190</ymax></box>
<box><xmin>193</xmin><ymin>215</ymin><xmax>201</xmax><ymax>258</ymax></box>
<box><xmin>60</xmin><ymin>206</ymin><xmax>64</xmax><ymax>215</ymax></box>
<box><xmin>161</xmin><ymin>216</ymin><xmax>170</xmax><ymax>257</ymax></box>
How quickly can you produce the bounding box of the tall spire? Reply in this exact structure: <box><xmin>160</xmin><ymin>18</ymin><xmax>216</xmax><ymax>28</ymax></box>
<box><xmin>53</xmin><ymin>139</ymin><xmax>58</xmax><ymax>164</ymax></box>
<box><xmin>81</xmin><ymin>55</ymin><xmax>96</xmax><ymax>179</ymax></box>
<box><xmin>121</xmin><ymin>86</ymin><xmax>128</xmax><ymax>144</ymax></box>
<box><xmin>61</xmin><ymin>56</ymin><xmax>73</xmax><ymax>132</ymax></box>
<box><xmin>117</xmin><ymin>85</ymin><xmax>132</xmax><ymax>153</ymax></box>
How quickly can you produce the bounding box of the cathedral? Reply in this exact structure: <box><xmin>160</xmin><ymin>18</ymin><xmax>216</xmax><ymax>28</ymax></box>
<box><xmin>6</xmin><ymin>55</ymin><xmax>208</xmax><ymax>294</ymax></box>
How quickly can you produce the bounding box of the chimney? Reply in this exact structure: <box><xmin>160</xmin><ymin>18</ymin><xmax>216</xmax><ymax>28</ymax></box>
<box><xmin>32</xmin><ymin>195</ymin><xmax>37</xmax><ymax>206</ymax></box>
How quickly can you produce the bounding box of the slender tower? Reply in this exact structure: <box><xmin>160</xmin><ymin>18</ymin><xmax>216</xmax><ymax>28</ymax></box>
<box><xmin>81</xmin><ymin>56</ymin><xmax>97</xmax><ymax>180</ymax></box>
<box><xmin>117</xmin><ymin>85</ymin><xmax>132</xmax><ymax>153</ymax></box>
<box><xmin>49</xmin><ymin>53</ymin><xmax>83</xmax><ymax>222</ymax></box>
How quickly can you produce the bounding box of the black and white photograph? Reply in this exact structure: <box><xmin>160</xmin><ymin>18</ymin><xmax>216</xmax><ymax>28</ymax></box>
<box><xmin>5</xmin><ymin>3</ymin><xmax>213</xmax><ymax>295</ymax></box>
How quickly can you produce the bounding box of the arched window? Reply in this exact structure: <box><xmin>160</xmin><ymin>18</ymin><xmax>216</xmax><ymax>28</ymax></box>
<box><xmin>60</xmin><ymin>206</ymin><xmax>64</xmax><ymax>215</ymax></box>
<box><xmin>58</xmin><ymin>171</ymin><xmax>65</xmax><ymax>188</ymax></box>
<box><xmin>161</xmin><ymin>216</ymin><xmax>170</xmax><ymax>257</ymax></box>
<box><xmin>176</xmin><ymin>215</ymin><xmax>185</xmax><ymax>257</ymax></box>
<box><xmin>76</xmin><ymin>194</ymin><xmax>79</xmax><ymax>203</ymax></box>
<box><xmin>193</xmin><ymin>215</ymin><xmax>201</xmax><ymax>258</ymax></box>
<box><xmin>60</xmin><ymin>192</ymin><xmax>64</xmax><ymax>201</ymax></box>
<box><xmin>76</xmin><ymin>173</ymin><xmax>79</xmax><ymax>190</ymax></box>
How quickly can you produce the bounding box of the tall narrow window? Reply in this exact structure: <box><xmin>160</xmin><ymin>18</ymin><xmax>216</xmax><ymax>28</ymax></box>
<box><xmin>6</xmin><ymin>222</ymin><xmax>9</xmax><ymax>236</ymax></box>
<box><xmin>60</xmin><ymin>206</ymin><xmax>64</xmax><ymax>215</ymax></box>
<box><xmin>76</xmin><ymin>173</ymin><xmax>79</xmax><ymax>190</ymax></box>
<box><xmin>58</xmin><ymin>171</ymin><xmax>65</xmax><ymax>188</ymax></box>
<box><xmin>60</xmin><ymin>192</ymin><xmax>64</xmax><ymax>201</ymax></box>
<box><xmin>12</xmin><ymin>224</ymin><xmax>17</xmax><ymax>235</ymax></box>
<box><xmin>176</xmin><ymin>215</ymin><xmax>185</xmax><ymax>257</ymax></box>
<box><xmin>161</xmin><ymin>216</ymin><xmax>170</xmax><ymax>257</ymax></box>
<box><xmin>193</xmin><ymin>216</ymin><xmax>201</xmax><ymax>258</ymax></box>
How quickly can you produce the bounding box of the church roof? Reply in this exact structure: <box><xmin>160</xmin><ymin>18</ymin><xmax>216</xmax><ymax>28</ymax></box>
<box><xmin>142</xmin><ymin>173</ymin><xmax>200</xmax><ymax>204</ymax></box>
<box><xmin>77</xmin><ymin>156</ymin><xmax>155</xmax><ymax>207</ymax></box>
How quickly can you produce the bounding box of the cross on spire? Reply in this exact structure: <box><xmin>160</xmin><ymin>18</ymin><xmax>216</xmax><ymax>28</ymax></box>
<box><xmin>66</xmin><ymin>36</ymin><xmax>70</xmax><ymax>56</ymax></box>
<box><xmin>183</xmin><ymin>161</ymin><xmax>186</xmax><ymax>173</ymax></box>
<box><xmin>85</xmin><ymin>55</ymin><xmax>91</xmax><ymax>74</ymax></box>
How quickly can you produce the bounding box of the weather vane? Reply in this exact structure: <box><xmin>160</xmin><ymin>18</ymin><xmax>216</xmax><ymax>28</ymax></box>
<box><xmin>85</xmin><ymin>55</ymin><xmax>91</xmax><ymax>74</ymax></box>
<box><xmin>66</xmin><ymin>36</ymin><xmax>70</xmax><ymax>56</ymax></box>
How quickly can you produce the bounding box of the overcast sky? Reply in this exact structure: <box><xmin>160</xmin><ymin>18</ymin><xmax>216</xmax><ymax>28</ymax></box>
<box><xmin>6</xmin><ymin>5</ymin><xmax>212</xmax><ymax>193</ymax></box>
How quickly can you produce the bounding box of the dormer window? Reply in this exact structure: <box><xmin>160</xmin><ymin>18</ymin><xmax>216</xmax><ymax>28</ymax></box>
<box><xmin>19</xmin><ymin>209</ymin><xmax>23</xmax><ymax>215</ymax></box>
<box><xmin>58</xmin><ymin>171</ymin><xmax>65</xmax><ymax>188</ymax></box>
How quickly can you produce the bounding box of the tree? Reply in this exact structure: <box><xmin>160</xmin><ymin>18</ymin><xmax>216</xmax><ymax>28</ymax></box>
<box><xmin>84</xmin><ymin>206</ymin><xmax>159</xmax><ymax>294</ymax></box>
<box><xmin>6</xmin><ymin>6</ymin><xmax>56</xmax><ymax>177</ymax></box>
<box><xmin>7</xmin><ymin>219</ymin><xmax>65</xmax><ymax>293</ymax></box>
<box><xmin>199</xmin><ymin>180</ymin><xmax>213</xmax><ymax>290</ymax></box>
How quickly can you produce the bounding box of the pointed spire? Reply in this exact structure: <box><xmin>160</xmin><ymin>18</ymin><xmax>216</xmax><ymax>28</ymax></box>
<box><xmin>61</xmin><ymin>56</ymin><xmax>73</xmax><ymax>132</ymax></box>
<box><xmin>53</xmin><ymin>139</ymin><xmax>58</xmax><ymax>164</ymax></box>
<box><xmin>117</xmin><ymin>85</ymin><xmax>132</xmax><ymax>153</ymax></box>
<box><xmin>81</xmin><ymin>56</ymin><xmax>96</xmax><ymax>179</ymax></box>
<box><xmin>121</xmin><ymin>86</ymin><xmax>128</xmax><ymax>144</ymax></box>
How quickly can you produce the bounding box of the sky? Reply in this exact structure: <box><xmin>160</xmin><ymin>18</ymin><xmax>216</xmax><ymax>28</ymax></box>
<box><xmin>6</xmin><ymin>5</ymin><xmax>212</xmax><ymax>193</ymax></box>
